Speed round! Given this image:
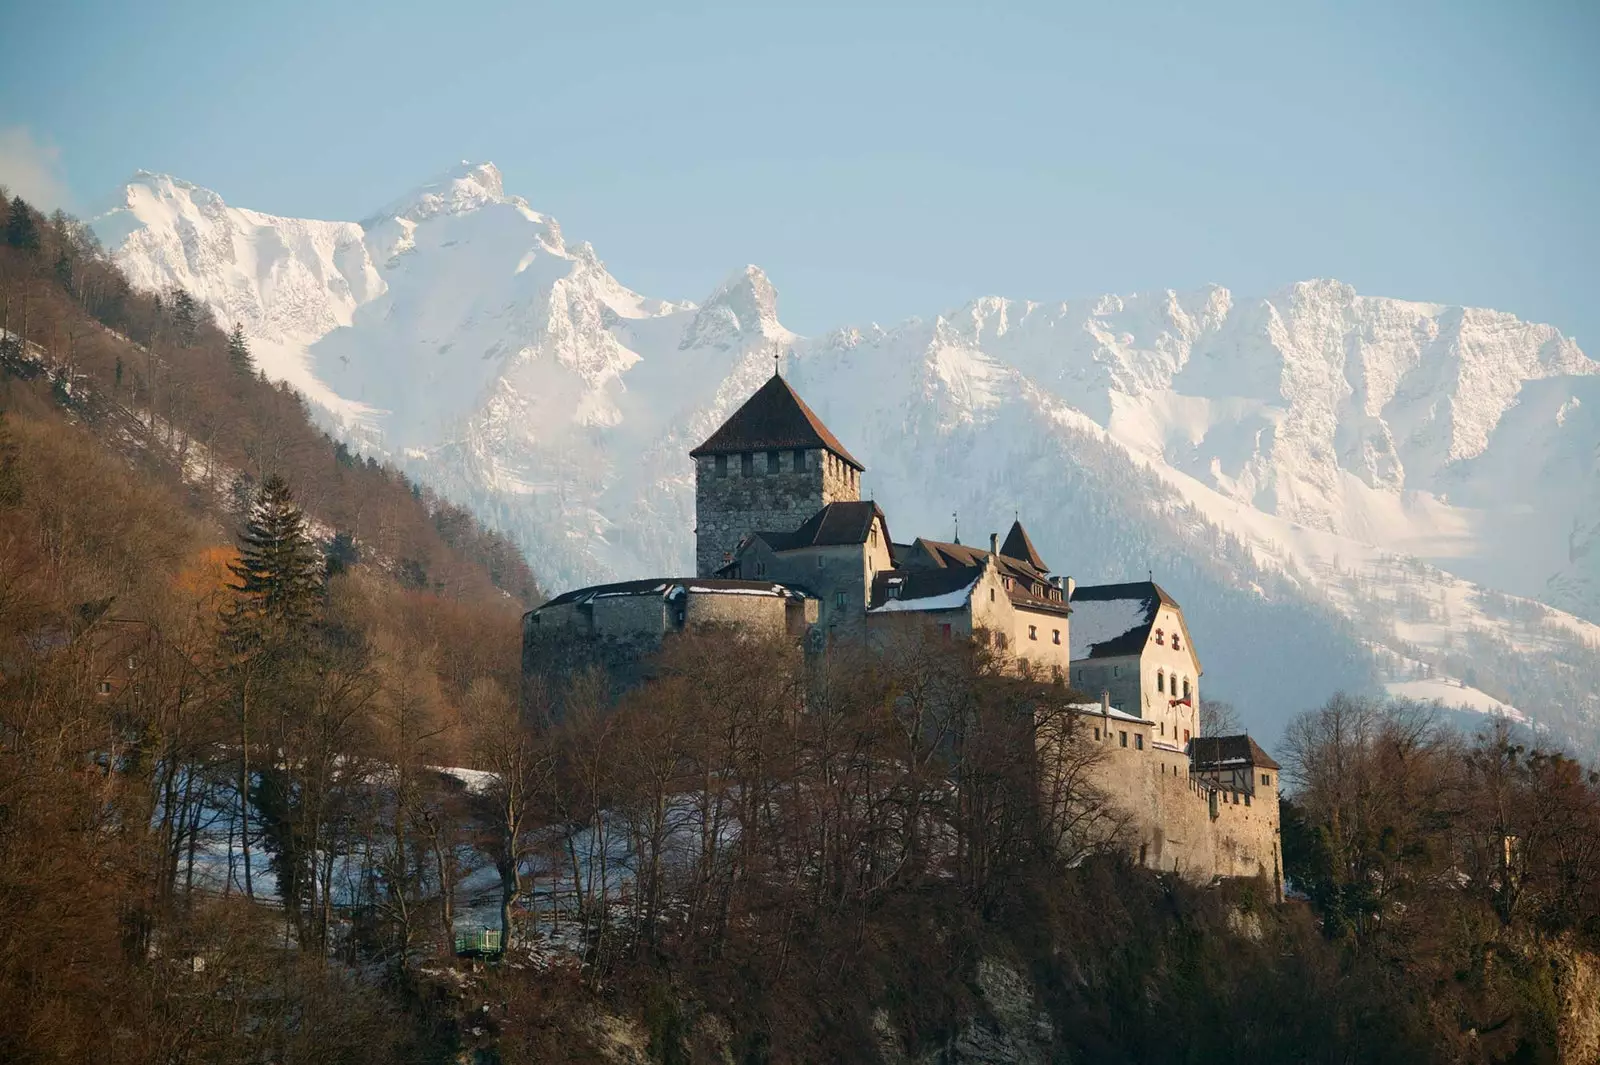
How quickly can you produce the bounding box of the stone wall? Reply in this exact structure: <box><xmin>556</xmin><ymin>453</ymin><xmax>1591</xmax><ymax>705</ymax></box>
<box><xmin>694</xmin><ymin>448</ymin><xmax>860</xmax><ymax>576</ymax></box>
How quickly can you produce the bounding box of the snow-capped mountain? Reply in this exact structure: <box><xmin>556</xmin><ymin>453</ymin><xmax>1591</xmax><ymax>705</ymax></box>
<box><xmin>92</xmin><ymin>163</ymin><xmax>1600</xmax><ymax>751</ymax></box>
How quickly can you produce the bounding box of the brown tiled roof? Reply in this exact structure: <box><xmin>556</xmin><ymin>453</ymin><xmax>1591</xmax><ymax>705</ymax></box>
<box><xmin>1190</xmin><ymin>734</ymin><xmax>1281</xmax><ymax>771</ymax></box>
<box><xmin>869</xmin><ymin>567</ymin><xmax>979</xmax><ymax>610</ymax></box>
<box><xmin>754</xmin><ymin>501</ymin><xmax>887</xmax><ymax>551</ymax></box>
<box><xmin>899</xmin><ymin>538</ymin><xmax>1069</xmax><ymax>617</ymax></box>
<box><xmin>690</xmin><ymin>374</ymin><xmax>864</xmax><ymax>470</ymax></box>
<box><xmin>1000</xmin><ymin>520</ymin><xmax>1048</xmax><ymax>573</ymax></box>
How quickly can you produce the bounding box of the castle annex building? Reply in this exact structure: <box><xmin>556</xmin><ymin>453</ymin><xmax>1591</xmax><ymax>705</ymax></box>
<box><xmin>524</xmin><ymin>373</ymin><xmax>1282</xmax><ymax>890</ymax></box>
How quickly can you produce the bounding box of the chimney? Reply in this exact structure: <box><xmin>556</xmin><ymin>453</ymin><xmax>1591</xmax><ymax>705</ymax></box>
<box><xmin>1101</xmin><ymin>690</ymin><xmax>1110</xmax><ymax>716</ymax></box>
<box><xmin>989</xmin><ymin>532</ymin><xmax>999</xmax><ymax>557</ymax></box>
<box><xmin>1066</xmin><ymin>575</ymin><xmax>1076</xmax><ymax>599</ymax></box>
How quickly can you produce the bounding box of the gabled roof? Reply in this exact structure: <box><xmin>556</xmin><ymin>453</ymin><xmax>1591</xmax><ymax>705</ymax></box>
<box><xmin>690</xmin><ymin>374</ymin><xmax>864</xmax><ymax>470</ymax></box>
<box><xmin>896</xmin><ymin>538</ymin><xmax>1069</xmax><ymax>617</ymax></box>
<box><xmin>1000</xmin><ymin>520</ymin><xmax>1048</xmax><ymax>573</ymax></box>
<box><xmin>1068</xmin><ymin>581</ymin><xmax>1180</xmax><ymax>659</ymax></box>
<box><xmin>1190</xmin><ymin>735</ymin><xmax>1281</xmax><ymax>771</ymax></box>
<box><xmin>752</xmin><ymin>501</ymin><xmax>887</xmax><ymax>552</ymax></box>
<box><xmin>868</xmin><ymin>567</ymin><xmax>980</xmax><ymax>612</ymax></box>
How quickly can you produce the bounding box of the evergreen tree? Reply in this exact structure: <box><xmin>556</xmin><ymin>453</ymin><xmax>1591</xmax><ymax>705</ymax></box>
<box><xmin>227</xmin><ymin>322</ymin><xmax>253</xmax><ymax>375</ymax></box>
<box><xmin>227</xmin><ymin>474</ymin><xmax>323</xmax><ymax>634</ymax></box>
<box><xmin>4</xmin><ymin>196</ymin><xmax>39</xmax><ymax>251</ymax></box>
<box><xmin>170</xmin><ymin>288</ymin><xmax>201</xmax><ymax>346</ymax></box>
<box><xmin>325</xmin><ymin>530</ymin><xmax>359</xmax><ymax>578</ymax></box>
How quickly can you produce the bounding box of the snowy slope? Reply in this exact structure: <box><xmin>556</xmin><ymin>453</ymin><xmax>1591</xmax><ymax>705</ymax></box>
<box><xmin>93</xmin><ymin>164</ymin><xmax>1600</xmax><ymax>752</ymax></box>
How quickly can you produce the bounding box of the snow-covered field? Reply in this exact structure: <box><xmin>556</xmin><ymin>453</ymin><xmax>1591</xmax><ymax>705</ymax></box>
<box><xmin>92</xmin><ymin>162</ymin><xmax>1600</xmax><ymax>751</ymax></box>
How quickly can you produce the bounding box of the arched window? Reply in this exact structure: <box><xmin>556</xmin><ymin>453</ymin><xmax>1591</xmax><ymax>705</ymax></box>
<box><xmin>1183</xmin><ymin>678</ymin><xmax>1191</xmax><ymax>699</ymax></box>
<box><xmin>1157</xmin><ymin>671</ymin><xmax>1165</xmax><ymax>693</ymax></box>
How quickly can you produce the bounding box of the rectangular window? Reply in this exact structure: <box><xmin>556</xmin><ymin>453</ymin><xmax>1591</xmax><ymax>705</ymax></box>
<box><xmin>1093</xmin><ymin>728</ymin><xmax>1100</xmax><ymax>741</ymax></box>
<box><xmin>1119</xmin><ymin>731</ymin><xmax>1128</xmax><ymax>748</ymax></box>
<box><xmin>1052</xmin><ymin>629</ymin><xmax>1060</xmax><ymax>644</ymax></box>
<box><xmin>1076</xmin><ymin>669</ymin><xmax>1084</xmax><ymax>682</ymax></box>
<box><xmin>793</xmin><ymin>448</ymin><xmax>806</xmax><ymax>470</ymax></box>
<box><xmin>767</xmin><ymin>450</ymin><xmax>780</xmax><ymax>473</ymax></box>
<box><xmin>1261</xmin><ymin>773</ymin><xmax>1271</xmax><ymax>786</ymax></box>
<box><xmin>1028</xmin><ymin>625</ymin><xmax>1037</xmax><ymax>640</ymax></box>
<box><xmin>754</xmin><ymin>560</ymin><xmax>766</xmax><ymax>577</ymax></box>
<box><xmin>715</xmin><ymin>454</ymin><xmax>728</xmax><ymax>477</ymax></box>
<box><xmin>1160</xmin><ymin>722</ymin><xmax>1165</xmax><ymax>735</ymax></box>
<box><xmin>834</xmin><ymin>591</ymin><xmax>847</xmax><ymax>609</ymax></box>
<box><xmin>741</xmin><ymin>452</ymin><xmax>754</xmax><ymax>475</ymax></box>
<box><xmin>1113</xmin><ymin>665</ymin><xmax>1121</xmax><ymax>678</ymax></box>
<box><xmin>97</xmin><ymin>681</ymin><xmax>112</xmax><ymax>695</ymax></box>
<box><xmin>1135</xmin><ymin>734</ymin><xmax>1144</xmax><ymax>750</ymax></box>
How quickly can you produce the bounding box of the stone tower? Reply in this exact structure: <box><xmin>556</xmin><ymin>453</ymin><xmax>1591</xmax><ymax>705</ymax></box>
<box><xmin>690</xmin><ymin>373</ymin><xmax>864</xmax><ymax>576</ymax></box>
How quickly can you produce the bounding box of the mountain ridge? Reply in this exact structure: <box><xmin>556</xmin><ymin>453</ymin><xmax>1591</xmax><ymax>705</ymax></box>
<box><xmin>90</xmin><ymin>163</ymin><xmax>1600</xmax><ymax>750</ymax></box>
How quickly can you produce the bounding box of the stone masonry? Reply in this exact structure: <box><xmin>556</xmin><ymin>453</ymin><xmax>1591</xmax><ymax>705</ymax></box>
<box><xmin>694</xmin><ymin>448</ymin><xmax>859</xmax><ymax>576</ymax></box>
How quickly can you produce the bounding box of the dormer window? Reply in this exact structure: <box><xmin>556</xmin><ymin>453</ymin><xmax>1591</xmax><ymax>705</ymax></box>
<box><xmin>1032</xmin><ymin>583</ymin><xmax>1043</xmax><ymax>596</ymax></box>
<box><xmin>887</xmin><ymin>584</ymin><xmax>901</xmax><ymax>600</ymax></box>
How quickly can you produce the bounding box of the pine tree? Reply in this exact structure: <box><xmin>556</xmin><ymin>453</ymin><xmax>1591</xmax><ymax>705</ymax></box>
<box><xmin>227</xmin><ymin>323</ymin><xmax>253</xmax><ymax>375</ymax></box>
<box><xmin>4</xmin><ymin>196</ymin><xmax>39</xmax><ymax>251</ymax></box>
<box><xmin>171</xmin><ymin>288</ymin><xmax>201</xmax><ymax>346</ymax></box>
<box><xmin>227</xmin><ymin>474</ymin><xmax>323</xmax><ymax>634</ymax></box>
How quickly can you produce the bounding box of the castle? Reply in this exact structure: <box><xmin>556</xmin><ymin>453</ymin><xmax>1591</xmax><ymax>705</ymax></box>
<box><xmin>523</xmin><ymin>373</ymin><xmax>1282</xmax><ymax>891</ymax></box>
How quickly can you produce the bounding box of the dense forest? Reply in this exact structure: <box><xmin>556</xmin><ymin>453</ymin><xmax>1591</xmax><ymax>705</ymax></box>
<box><xmin>3</xmin><ymin>191</ymin><xmax>1600</xmax><ymax>1064</ymax></box>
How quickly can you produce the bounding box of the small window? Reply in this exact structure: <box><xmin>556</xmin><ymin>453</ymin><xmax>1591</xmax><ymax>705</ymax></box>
<box><xmin>1094</xmin><ymin>727</ymin><xmax>1100</xmax><ymax>741</ymax></box>
<box><xmin>1028</xmin><ymin>625</ymin><xmax>1037</xmax><ymax>641</ymax></box>
<box><xmin>1119</xmin><ymin>731</ymin><xmax>1128</xmax><ymax>748</ymax></box>
<box><xmin>989</xmin><ymin>588</ymin><xmax>995</xmax><ymax>602</ymax></box>
<box><xmin>741</xmin><ymin>452</ymin><xmax>754</xmax><ymax>475</ymax></box>
<box><xmin>715</xmin><ymin>454</ymin><xmax>728</xmax><ymax>477</ymax></box>
<box><xmin>1160</xmin><ymin>722</ymin><xmax>1165</xmax><ymax>736</ymax></box>
<box><xmin>1261</xmin><ymin>773</ymin><xmax>1271</xmax><ymax>787</ymax></box>
<box><xmin>1113</xmin><ymin>666</ymin><xmax>1120</xmax><ymax>678</ymax></box>
<box><xmin>754</xmin><ymin>560</ymin><xmax>766</xmax><ymax>577</ymax></box>
<box><xmin>1135</xmin><ymin>734</ymin><xmax>1144</xmax><ymax>750</ymax></box>
<box><xmin>887</xmin><ymin>584</ymin><xmax>901</xmax><ymax>600</ymax></box>
<box><xmin>1155</xmin><ymin>628</ymin><xmax>1164</xmax><ymax>645</ymax></box>
<box><xmin>97</xmin><ymin>681</ymin><xmax>112</xmax><ymax>695</ymax></box>
<box><xmin>940</xmin><ymin>623</ymin><xmax>952</xmax><ymax>640</ymax></box>
<box><xmin>793</xmin><ymin>448</ymin><xmax>806</xmax><ymax>470</ymax></box>
<box><xmin>1173</xmin><ymin>633</ymin><xmax>1182</xmax><ymax>651</ymax></box>
<box><xmin>1157</xmin><ymin>671</ymin><xmax>1165</xmax><ymax>693</ymax></box>
<box><xmin>817</xmin><ymin>555</ymin><xmax>824</xmax><ymax>569</ymax></box>
<box><xmin>766</xmin><ymin>450</ymin><xmax>780</xmax><ymax>473</ymax></box>
<box><xmin>1184</xmin><ymin>729</ymin><xmax>1190</xmax><ymax>744</ymax></box>
<box><xmin>1076</xmin><ymin>669</ymin><xmax>1084</xmax><ymax>682</ymax></box>
<box><xmin>1032</xmin><ymin>583</ymin><xmax>1042</xmax><ymax>596</ymax></box>
<box><xmin>1052</xmin><ymin>629</ymin><xmax>1060</xmax><ymax>645</ymax></box>
<box><xmin>1183</xmin><ymin>679</ymin><xmax>1191</xmax><ymax>699</ymax></box>
<box><xmin>834</xmin><ymin>591</ymin><xmax>847</xmax><ymax>609</ymax></box>
<box><xmin>870</xmin><ymin>527</ymin><xmax>878</xmax><ymax>547</ymax></box>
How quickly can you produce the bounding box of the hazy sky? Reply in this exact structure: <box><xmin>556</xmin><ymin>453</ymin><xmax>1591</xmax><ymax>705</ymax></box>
<box><xmin>2</xmin><ymin>0</ymin><xmax>1596</xmax><ymax>344</ymax></box>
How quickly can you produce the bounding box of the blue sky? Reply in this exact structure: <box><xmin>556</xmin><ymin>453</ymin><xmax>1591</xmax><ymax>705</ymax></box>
<box><xmin>2</xmin><ymin>0</ymin><xmax>1595</xmax><ymax>343</ymax></box>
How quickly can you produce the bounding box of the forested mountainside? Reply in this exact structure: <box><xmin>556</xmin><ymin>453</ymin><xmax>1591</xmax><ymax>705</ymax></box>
<box><xmin>94</xmin><ymin>164</ymin><xmax>1600</xmax><ymax>753</ymax></box>
<box><xmin>4</xmin><ymin>190</ymin><xmax>1600</xmax><ymax>1064</ymax></box>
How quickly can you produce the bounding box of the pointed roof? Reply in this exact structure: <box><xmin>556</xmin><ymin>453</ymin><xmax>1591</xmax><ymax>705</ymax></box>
<box><xmin>1000</xmin><ymin>520</ymin><xmax>1048</xmax><ymax>573</ymax></box>
<box><xmin>690</xmin><ymin>374</ymin><xmax>864</xmax><ymax>470</ymax></box>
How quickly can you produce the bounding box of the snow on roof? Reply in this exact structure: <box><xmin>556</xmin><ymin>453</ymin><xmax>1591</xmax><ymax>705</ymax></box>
<box><xmin>1068</xmin><ymin>596</ymin><xmax>1153</xmax><ymax>659</ymax></box>
<box><xmin>868</xmin><ymin>575</ymin><xmax>979</xmax><ymax>614</ymax></box>
<box><xmin>1067</xmin><ymin>701</ymin><xmax>1145</xmax><ymax>724</ymax></box>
